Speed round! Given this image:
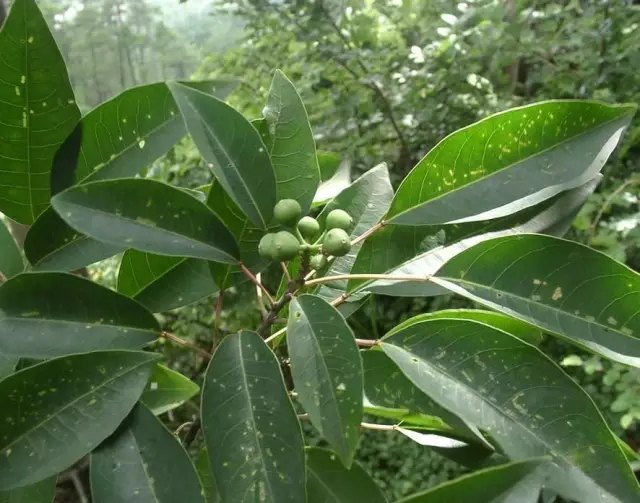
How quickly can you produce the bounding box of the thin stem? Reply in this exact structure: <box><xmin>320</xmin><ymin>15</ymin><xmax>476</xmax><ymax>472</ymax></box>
<box><xmin>589</xmin><ymin>177</ymin><xmax>639</xmax><ymax>242</ymax></box>
<box><xmin>162</xmin><ymin>331</ymin><xmax>212</xmax><ymax>359</ymax></box>
<box><xmin>256</xmin><ymin>273</ymin><xmax>267</xmax><ymax>317</ymax></box>
<box><xmin>240</xmin><ymin>262</ymin><xmax>275</xmax><ymax>305</ymax></box>
<box><xmin>356</xmin><ymin>338</ymin><xmax>379</xmax><ymax>347</ymax></box>
<box><xmin>265</xmin><ymin>326</ymin><xmax>286</xmax><ymax>344</ymax></box>
<box><xmin>360</xmin><ymin>422</ymin><xmax>397</xmax><ymax>431</ymax></box>
<box><xmin>351</xmin><ymin>220</ymin><xmax>384</xmax><ymax>247</ymax></box>
<box><xmin>304</xmin><ymin>273</ymin><xmax>432</xmax><ymax>288</ymax></box>
<box><xmin>183</xmin><ymin>417</ymin><xmax>201</xmax><ymax>448</ymax></box>
<box><xmin>280</xmin><ymin>262</ymin><xmax>292</xmax><ymax>282</ymax></box>
<box><xmin>69</xmin><ymin>469</ymin><xmax>89</xmax><ymax>503</ymax></box>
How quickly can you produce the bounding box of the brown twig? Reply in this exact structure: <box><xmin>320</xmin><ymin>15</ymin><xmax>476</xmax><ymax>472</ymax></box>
<box><xmin>162</xmin><ymin>331</ymin><xmax>212</xmax><ymax>360</ymax></box>
<box><xmin>240</xmin><ymin>262</ymin><xmax>275</xmax><ymax>305</ymax></box>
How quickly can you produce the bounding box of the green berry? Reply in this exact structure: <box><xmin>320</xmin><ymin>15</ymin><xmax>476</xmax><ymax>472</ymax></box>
<box><xmin>325</xmin><ymin>209</ymin><xmax>353</xmax><ymax>231</ymax></box>
<box><xmin>273</xmin><ymin>231</ymin><xmax>300</xmax><ymax>261</ymax></box>
<box><xmin>273</xmin><ymin>199</ymin><xmax>302</xmax><ymax>226</ymax></box>
<box><xmin>322</xmin><ymin>228</ymin><xmax>351</xmax><ymax>257</ymax></box>
<box><xmin>258</xmin><ymin>233</ymin><xmax>276</xmax><ymax>260</ymax></box>
<box><xmin>297</xmin><ymin>216</ymin><xmax>320</xmax><ymax>241</ymax></box>
<box><xmin>310</xmin><ymin>254</ymin><xmax>327</xmax><ymax>270</ymax></box>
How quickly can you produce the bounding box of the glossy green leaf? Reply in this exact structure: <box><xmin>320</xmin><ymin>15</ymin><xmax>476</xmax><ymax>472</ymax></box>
<box><xmin>313</xmin><ymin>159</ymin><xmax>352</xmax><ymax>206</ymax></box>
<box><xmin>24</xmin><ymin>207</ymin><xmax>124</xmax><ymax>271</ymax></box>
<box><xmin>381</xmin><ymin>318</ymin><xmax>640</xmax><ymax>502</ymax></box>
<box><xmin>0</xmin><ymin>476</ymin><xmax>56</xmax><ymax>503</ymax></box>
<box><xmin>0</xmin><ymin>0</ymin><xmax>80</xmax><ymax>224</ymax></box>
<box><xmin>263</xmin><ymin>70</ymin><xmax>320</xmax><ymax>214</ymax></box>
<box><xmin>433</xmin><ymin>234</ymin><xmax>640</xmax><ymax>368</ymax></box>
<box><xmin>288</xmin><ymin>295</ymin><xmax>363</xmax><ymax>467</ymax></box>
<box><xmin>388</xmin><ymin>310</ymin><xmax>544</xmax><ymax>346</ymax></box>
<box><xmin>306</xmin><ymin>447</ymin><xmax>387</xmax><ymax>503</ymax></box>
<box><xmin>51</xmin><ymin>178</ymin><xmax>240</xmax><ymax>264</ymax></box>
<box><xmin>0</xmin><ymin>272</ymin><xmax>159</xmax><ymax>358</ymax></box>
<box><xmin>0</xmin><ymin>221</ymin><xmax>22</xmax><ymax>279</ymax></box>
<box><xmin>317</xmin><ymin>151</ymin><xmax>341</xmax><ymax>181</ymax></box>
<box><xmin>201</xmin><ymin>331</ymin><xmax>305</xmax><ymax>503</ymax></box>
<box><xmin>91</xmin><ymin>403</ymin><xmax>204</xmax><ymax>503</ymax></box>
<box><xmin>168</xmin><ymin>82</ymin><xmax>276</xmax><ymax>229</ymax></box>
<box><xmin>117</xmin><ymin>250</ymin><xmax>218</xmax><ymax>312</ymax></box>
<box><xmin>387</xmin><ymin>101</ymin><xmax>636</xmax><ymax>225</ymax></box>
<box><xmin>0</xmin><ymin>354</ymin><xmax>18</xmax><ymax>381</ymax></box>
<box><xmin>0</xmin><ymin>350</ymin><xmax>159</xmax><ymax>490</ymax></box>
<box><xmin>351</xmin><ymin>177</ymin><xmax>598</xmax><ymax>295</ymax></box>
<box><xmin>206</xmin><ymin>180</ymin><xmax>267</xmax><ymax>289</ymax></box>
<box><xmin>314</xmin><ymin>163</ymin><xmax>393</xmax><ymax>304</ymax></box>
<box><xmin>196</xmin><ymin>448</ymin><xmax>220</xmax><ymax>503</ymax></box>
<box><xmin>140</xmin><ymin>364</ymin><xmax>199</xmax><ymax>415</ymax></box>
<box><xmin>397</xmin><ymin>459</ymin><xmax>547</xmax><ymax>503</ymax></box>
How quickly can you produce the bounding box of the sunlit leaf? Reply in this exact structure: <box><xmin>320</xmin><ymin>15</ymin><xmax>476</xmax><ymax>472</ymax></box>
<box><xmin>387</xmin><ymin>101</ymin><xmax>635</xmax><ymax>225</ymax></box>
<box><xmin>201</xmin><ymin>331</ymin><xmax>305</xmax><ymax>503</ymax></box>
<box><xmin>313</xmin><ymin>159</ymin><xmax>352</xmax><ymax>206</ymax></box>
<box><xmin>0</xmin><ymin>272</ymin><xmax>159</xmax><ymax>358</ymax></box>
<box><xmin>0</xmin><ymin>0</ymin><xmax>80</xmax><ymax>224</ymax></box>
<box><xmin>288</xmin><ymin>295</ymin><xmax>363</xmax><ymax>467</ymax></box>
<box><xmin>0</xmin><ymin>350</ymin><xmax>159</xmax><ymax>490</ymax></box>
<box><xmin>91</xmin><ymin>404</ymin><xmax>204</xmax><ymax>503</ymax></box>
<box><xmin>140</xmin><ymin>364</ymin><xmax>199</xmax><ymax>416</ymax></box>
<box><xmin>51</xmin><ymin>178</ymin><xmax>240</xmax><ymax>264</ymax></box>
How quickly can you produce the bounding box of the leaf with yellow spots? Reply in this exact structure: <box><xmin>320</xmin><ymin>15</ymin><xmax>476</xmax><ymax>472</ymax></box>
<box><xmin>381</xmin><ymin>317</ymin><xmax>640</xmax><ymax>502</ymax></box>
<box><xmin>0</xmin><ymin>350</ymin><xmax>159</xmax><ymax>490</ymax></box>
<box><xmin>432</xmin><ymin>234</ymin><xmax>640</xmax><ymax>368</ymax></box>
<box><xmin>90</xmin><ymin>403</ymin><xmax>204</xmax><ymax>503</ymax></box>
<box><xmin>387</xmin><ymin>100</ymin><xmax>636</xmax><ymax>226</ymax></box>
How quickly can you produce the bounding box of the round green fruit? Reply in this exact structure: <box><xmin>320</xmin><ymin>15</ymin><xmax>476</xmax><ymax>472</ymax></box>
<box><xmin>322</xmin><ymin>228</ymin><xmax>351</xmax><ymax>257</ymax></box>
<box><xmin>258</xmin><ymin>233</ymin><xmax>276</xmax><ymax>260</ymax></box>
<box><xmin>273</xmin><ymin>199</ymin><xmax>302</xmax><ymax>226</ymax></box>
<box><xmin>325</xmin><ymin>209</ymin><xmax>353</xmax><ymax>231</ymax></box>
<box><xmin>273</xmin><ymin>231</ymin><xmax>301</xmax><ymax>261</ymax></box>
<box><xmin>297</xmin><ymin>216</ymin><xmax>321</xmax><ymax>241</ymax></box>
<box><xmin>310</xmin><ymin>254</ymin><xmax>327</xmax><ymax>270</ymax></box>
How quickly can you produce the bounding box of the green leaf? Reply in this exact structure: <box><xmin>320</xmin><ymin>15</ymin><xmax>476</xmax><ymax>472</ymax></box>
<box><xmin>51</xmin><ymin>81</ymin><xmax>236</xmax><ymax>194</ymax></box>
<box><xmin>263</xmin><ymin>70</ymin><xmax>320</xmax><ymax>214</ymax></box>
<box><xmin>90</xmin><ymin>403</ymin><xmax>204</xmax><ymax>503</ymax></box>
<box><xmin>315</xmin><ymin>163</ymin><xmax>393</xmax><ymax>303</ymax></box>
<box><xmin>317</xmin><ymin>151</ymin><xmax>341</xmax><ymax>181</ymax></box>
<box><xmin>24</xmin><ymin>207</ymin><xmax>124</xmax><ymax>271</ymax></box>
<box><xmin>397</xmin><ymin>459</ymin><xmax>547</xmax><ymax>503</ymax></box>
<box><xmin>201</xmin><ymin>331</ymin><xmax>305</xmax><ymax>503</ymax></box>
<box><xmin>288</xmin><ymin>295</ymin><xmax>363</xmax><ymax>467</ymax></box>
<box><xmin>313</xmin><ymin>159</ymin><xmax>352</xmax><ymax>206</ymax></box>
<box><xmin>51</xmin><ymin>178</ymin><xmax>240</xmax><ymax>264</ymax></box>
<box><xmin>0</xmin><ymin>220</ymin><xmax>23</xmax><ymax>279</ymax></box>
<box><xmin>0</xmin><ymin>272</ymin><xmax>159</xmax><ymax>358</ymax></box>
<box><xmin>196</xmin><ymin>448</ymin><xmax>220</xmax><ymax>503</ymax></box>
<box><xmin>352</xmin><ymin>177</ymin><xmax>598</xmax><ymax>295</ymax></box>
<box><xmin>0</xmin><ymin>354</ymin><xmax>18</xmax><ymax>381</ymax></box>
<box><xmin>140</xmin><ymin>364</ymin><xmax>199</xmax><ymax>415</ymax></box>
<box><xmin>0</xmin><ymin>476</ymin><xmax>56</xmax><ymax>503</ymax></box>
<box><xmin>206</xmin><ymin>180</ymin><xmax>267</xmax><ymax>289</ymax></box>
<box><xmin>387</xmin><ymin>101</ymin><xmax>636</xmax><ymax>225</ymax></box>
<box><xmin>381</xmin><ymin>318</ymin><xmax>640</xmax><ymax>502</ymax></box>
<box><xmin>117</xmin><ymin>250</ymin><xmax>218</xmax><ymax>312</ymax></box>
<box><xmin>0</xmin><ymin>350</ymin><xmax>159</xmax><ymax>490</ymax></box>
<box><xmin>306</xmin><ymin>447</ymin><xmax>387</xmax><ymax>503</ymax></box>
<box><xmin>168</xmin><ymin>82</ymin><xmax>277</xmax><ymax>229</ymax></box>
<box><xmin>0</xmin><ymin>0</ymin><xmax>80</xmax><ymax>224</ymax></box>
<box><xmin>433</xmin><ymin>234</ymin><xmax>640</xmax><ymax>367</ymax></box>
<box><xmin>387</xmin><ymin>310</ymin><xmax>544</xmax><ymax>346</ymax></box>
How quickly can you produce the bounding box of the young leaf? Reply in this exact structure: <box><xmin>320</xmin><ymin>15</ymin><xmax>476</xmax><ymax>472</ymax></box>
<box><xmin>262</xmin><ymin>70</ymin><xmax>320</xmax><ymax>214</ymax></box>
<box><xmin>432</xmin><ymin>234</ymin><xmax>640</xmax><ymax>368</ymax></box>
<box><xmin>201</xmin><ymin>331</ymin><xmax>305</xmax><ymax>503</ymax></box>
<box><xmin>140</xmin><ymin>364</ymin><xmax>199</xmax><ymax>416</ymax></box>
<box><xmin>317</xmin><ymin>151</ymin><xmax>341</xmax><ymax>181</ymax></box>
<box><xmin>0</xmin><ymin>272</ymin><xmax>159</xmax><ymax>358</ymax></box>
<box><xmin>381</xmin><ymin>318</ymin><xmax>640</xmax><ymax>502</ymax></box>
<box><xmin>168</xmin><ymin>82</ymin><xmax>277</xmax><ymax>229</ymax></box>
<box><xmin>0</xmin><ymin>350</ymin><xmax>159</xmax><ymax>490</ymax></box>
<box><xmin>397</xmin><ymin>459</ymin><xmax>547</xmax><ymax>503</ymax></box>
<box><xmin>90</xmin><ymin>403</ymin><xmax>204</xmax><ymax>503</ymax></box>
<box><xmin>288</xmin><ymin>295</ymin><xmax>363</xmax><ymax>467</ymax></box>
<box><xmin>0</xmin><ymin>476</ymin><xmax>56</xmax><ymax>503</ymax></box>
<box><xmin>196</xmin><ymin>448</ymin><xmax>221</xmax><ymax>503</ymax></box>
<box><xmin>306</xmin><ymin>447</ymin><xmax>387</xmax><ymax>503</ymax></box>
<box><xmin>0</xmin><ymin>220</ymin><xmax>23</xmax><ymax>279</ymax></box>
<box><xmin>24</xmin><ymin>207</ymin><xmax>124</xmax><ymax>271</ymax></box>
<box><xmin>313</xmin><ymin>159</ymin><xmax>352</xmax><ymax>206</ymax></box>
<box><xmin>0</xmin><ymin>0</ymin><xmax>80</xmax><ymax>224</ymax></box>
<box><xmin>117</xmin><ymin>250</ymin><xmax>218</xmax><ymax>312</ymax></box>
<box><xmin>387</xmin><ymin>101</ymin><xmax>636</xmax><ymax>225</ymax></box>
<box><xmin>51</xmin><ymin>81</ymin><xmax>236</xmax><ymax>194</ymax></box>
<box><xmin>51</xmin><ymin>178</ymin><xmax>240</xmax><ymax>264</ymax></box>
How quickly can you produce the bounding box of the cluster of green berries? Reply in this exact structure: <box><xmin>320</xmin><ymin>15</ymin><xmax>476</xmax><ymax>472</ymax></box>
<box><xmin>258</xmin><ymin>199</ymin><xmax>354</xmax><ymax>265</ymax></box>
